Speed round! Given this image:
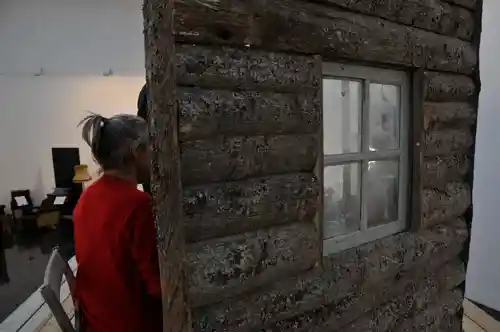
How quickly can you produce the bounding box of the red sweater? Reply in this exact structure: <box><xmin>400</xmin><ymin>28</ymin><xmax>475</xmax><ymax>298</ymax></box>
<box><xmin>73</xmin><ymin>175</ymin><xmax>162</xmax><ymax>332</ymax></box>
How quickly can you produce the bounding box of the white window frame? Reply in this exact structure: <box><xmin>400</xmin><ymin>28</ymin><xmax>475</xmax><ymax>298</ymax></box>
<box><xmin>320</xmin><ymin>63</ymin><xmax>410</xmax><ymax>255</ymax></box>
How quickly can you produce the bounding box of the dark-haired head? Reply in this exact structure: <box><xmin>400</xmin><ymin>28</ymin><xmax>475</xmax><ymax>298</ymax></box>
<box><xmin>79</xmin><ymin>113</ymin><xmax>150</xmax><ymax>183</ymax></box>
<box><xmin>137</xmin><ymin>83</ymin><xmax>148</xmax><ymax>122</ymax></box>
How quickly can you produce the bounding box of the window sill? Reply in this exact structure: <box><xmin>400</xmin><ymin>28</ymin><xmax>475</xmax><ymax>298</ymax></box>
<box><xmin>323</xmin><ymin>221</ymin><xmax>406</xmax><ymax>255</ymax></box>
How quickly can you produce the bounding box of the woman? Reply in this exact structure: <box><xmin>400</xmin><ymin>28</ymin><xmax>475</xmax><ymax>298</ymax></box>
<box><xmin>73</xmin><ymin>113</ymin><xmax>162</xmax><ymax>332</ymax></box>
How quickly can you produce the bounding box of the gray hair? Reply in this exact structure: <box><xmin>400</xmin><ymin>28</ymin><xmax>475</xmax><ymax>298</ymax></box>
<box><xmin>79</xmin><ymin>113</ymin><xmax>148</xmax><ymax>171</ymax></box>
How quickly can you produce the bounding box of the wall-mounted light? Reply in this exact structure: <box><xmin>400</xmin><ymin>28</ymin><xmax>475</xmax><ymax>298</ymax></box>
<box><xmin>34</xmin><ymin>68</ymin><xmax>45</xmax><ymax>77</ymax></box>
<box><xmin>103</xmin><ymin>68</ymin><xmax>114</xmax><ymax>77</ymax></box>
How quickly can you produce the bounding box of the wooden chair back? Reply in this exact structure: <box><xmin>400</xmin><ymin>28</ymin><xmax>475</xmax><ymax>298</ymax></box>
<box><xmin>40</xmin><ymin>248</ymin><xmax>79</xmax><ymax>332</ymax></box>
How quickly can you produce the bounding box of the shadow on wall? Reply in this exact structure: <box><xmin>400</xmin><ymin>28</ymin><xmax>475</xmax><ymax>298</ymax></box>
<box><xmin>32</xmin><ymin>167</ymin><xmax>46</xmax><ymax>205</ymax></box>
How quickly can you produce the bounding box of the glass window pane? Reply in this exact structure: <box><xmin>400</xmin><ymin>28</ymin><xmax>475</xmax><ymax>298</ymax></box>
<box><xmin>368</xmin><ymin>83</ymin><xmax>400</xmax><ymax>151</ymax></box>
<box><xmin>364</xmin><ymin>160</ymin><xmax>399</xmax><ymax>228</ymax></box>
<box><xmin>323</xmin><ymin>79</ymin><xmax>361</xmax><ymax>155</ymax></box>
<box><xmin>324</xmin><ymin>163</ymin><xmax>360</xmax><ymax>239</ymax></box>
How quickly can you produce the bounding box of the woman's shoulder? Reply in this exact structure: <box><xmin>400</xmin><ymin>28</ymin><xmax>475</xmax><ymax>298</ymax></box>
<box><xmin>79</xmin><ymin>177</ymin><xmax>152</xmax><ymax>209</ymax></box>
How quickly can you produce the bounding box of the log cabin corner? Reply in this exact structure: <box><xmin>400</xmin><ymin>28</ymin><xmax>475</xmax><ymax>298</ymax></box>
<box><xmin>143</xmin><ymin>0</ymin><xmax>482</xmax><ymax>331</ymax></box>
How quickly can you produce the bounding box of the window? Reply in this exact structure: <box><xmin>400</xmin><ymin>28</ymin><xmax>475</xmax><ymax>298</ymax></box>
<box><xmin>321</xmin><ymin>63</ymin><xmax>410</xmax><ymax>255</ymax></box>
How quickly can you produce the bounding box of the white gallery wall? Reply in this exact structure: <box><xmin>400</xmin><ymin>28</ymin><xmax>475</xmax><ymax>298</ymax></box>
<box><xmin>0</xmin><ymin>0</ymin><xmax>145</xmax><ymax>207</ymax></box>
<box><xmin>465</xmin><ymin>0</ymin><xmax>500</xmax><ymax>310</ymax></box>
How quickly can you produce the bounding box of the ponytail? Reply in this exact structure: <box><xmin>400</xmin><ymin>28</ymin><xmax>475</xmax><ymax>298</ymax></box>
<box><xmin>79</xmin><ymin>113</ymin><xmax>107</xmax><ymax>163</ymax></box>
<box><xmin>78</xmin><ymin>112</ymin><xmax>148</xmax><ymax>171</ymax></box>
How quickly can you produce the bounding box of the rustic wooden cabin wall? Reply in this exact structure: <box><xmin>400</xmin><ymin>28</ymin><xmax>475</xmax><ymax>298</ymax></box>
<box><xmin>144</xmin><ymin>0</ymin><xmax>482</xmax><ymax>330</ymax></box>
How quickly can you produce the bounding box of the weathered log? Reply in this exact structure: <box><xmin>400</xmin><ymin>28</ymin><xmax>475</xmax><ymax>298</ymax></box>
<box><xmin>261</xmin><ymin>259</ymin><xmax>464</xmax><ymax>332</ymax></box>
<box><xmin>442</xmin><ymin>0</ymin><xmax>477</xmax><ymax>10</ymax></box>
<box><xmin>422</xmin><ymin>182</ymin><xmax>471</xmax><ymax>227</ymax></box>
<box><xmin>435</xmin><ymin>315</ymin><xmax>463</xmax><ymax>332</ymax></box>
<box><xmin>175</xmin><ymin>0</ymin><xmax>474</xmax><ymax>41</ymax></box>
<box><xmin>424</xmin><ymin>72</ymin><xmax>475</xmax><ymax>102</ymax></box>
<box><xmin>392</xmin><ymin>290</ymin><xmax>463</xmax><ymax>332</ymax></box>
<box><xmin>183</xmin><ymin>173</ymin><xmax>319</xmax><ymax>242</ymax></box>
<box><xmin>186</xmin><ymin>222</ymin><xmax>319</xmax><ymax>307</ymax></box>
<box><xmin>181</xmin><ymin>134</ymin><xmax>318</xmax><ymax>185</ymax></box>
<box><xmin>423</xmin><ymin>102</ymin><xmax>476</xmax><ymax>130</ymax></box>
<box><xmin>310</xmin><ymin>0</ymin><xmax>474</xmax><ymax>40</ymax></box>
<box><xmin>175</xmin><ymin>0</ymin><xmax>477</xmax><ymax>74</ymax></box>
<box><xmin>422</xmin><ymin>155</ymin><xmax>470</xmax><ymax>189</ymax></box>
<box><xmin>340</xmin><ymin>267</ymin><xmax>463</xmax><ymax>332</ymax></box>
<box><xmin>424</xmin><ymin>128</ymin><xmax>473</xmax><ymax>157</ymax></box>
<box><xmin>178</xmin><ymin>88</ymin><xmax>320</xmax><ymax>141</ymax></box>
<box><xmin>192</xmin><ymin>220</ymin><xmax>468</xmax><ymax>330</ymax></box>
<box><xmin>143</xmin><ymin>0</ymin><xmax>192</xmax><ymax>331</ymax></box>
<box><xmin>176</xmin><ymin>45</ymin><xmax>321</xmax><ymax>91</ymax></box>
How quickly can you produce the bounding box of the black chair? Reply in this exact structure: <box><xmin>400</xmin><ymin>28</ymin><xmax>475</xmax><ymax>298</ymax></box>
<box><xmin>10</xmin><ymin>190</ymin><xmax>36</xmax><ymax>213</ymax></box>
<box><xmin>10</xmin><ymin>190</ymin><xmax>39</xmax><ymax>232</ymax></box>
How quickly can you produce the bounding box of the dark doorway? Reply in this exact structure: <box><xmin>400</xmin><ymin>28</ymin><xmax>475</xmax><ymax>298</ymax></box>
<box><xmin>51</xmin><ymin>148</ymin><xmax>83</xmax><ymax>214</ymax></box>
<box><xmin>52</xmin><ymin>147</ymin><xmax>80</xmax><ymax>189</ymax></box>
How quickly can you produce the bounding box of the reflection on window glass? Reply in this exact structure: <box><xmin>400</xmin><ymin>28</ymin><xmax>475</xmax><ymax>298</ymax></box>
<box><xmin>323</xmin><ymin>79</ymin><xmax>361</xmax><ymax>155</ymax></box>
<box><xmin>365</xmin><ymin>160</ymin><xmax>399</xmax><ymax>228</ymax></box>
<box><xmin>323</xmin><ymin>163</ymin><xmax>360</xmax><ymax>239</ymax></box>
<box><xmin>369</xmin><ymin>84</ymin><xmax>400</xmax><ymax>151</ymax></box>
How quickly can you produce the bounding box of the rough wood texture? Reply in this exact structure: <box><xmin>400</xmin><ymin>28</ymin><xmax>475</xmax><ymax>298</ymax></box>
<box><xmin>393</xmin><ymin>290</ymin><xmax>463</xmax><ymax>331</ymax></box>
<box><xmin>174</xmin><ymin>0</ymin><xmax>477</xmax><ymax>74</ymax></box>
<box><xmin>143</xmin><ymin>0</ymin><xmax>192</xmax><ymax>331</ymax></box>
<box><xmin>340</xmin><ymin>267</ymin><xmax>463</xmax><ymax>332</ymax></box>
<box><xmin>312</xmin><ymin>0</ymin><xmax>474</xmax><ymax>40</ymax></box>
<box><xmin>176</xmin><ymin>45</ymin><xmax>321</xmax><ymax>92</ymax></box>
<box><xmin>144</xmin><ymin>0</ymin><xmax>482</xmax><ymax>329</ymax></box>
<box><xmin>186</xmin><ymin>222</ymin><xmax>319</xmax><ymax>307</ymax></box>
<box><xmin>424</xmin><ymin>72</ymin><xmax>476</xmax><ymax>102</ymax></box>
<box><xmin>422</xmin><ymin>155</ymin><xmax>470</xmax><ymax>189</ymax></box>
<box><xmin>435</xmin><ymin>315</ymin><xmax>463</xmax><ymax>332</ymax></box>
<box><xmin>423</xmin><ymin>102</ymin><xmax>476</xmax><ymax>130</ymax></box>
<box><xmin>183</xmin><ymin>173</ymin><xmax>319</xmax><ymax>242</ymax></box>
<box><xmin>178</xmin><ymin>88</ymin><xmax>320</xmax><ymax>141</ymax></box>
<box><xmin>422</xmin><ymin>183</ymin><xmax>471</xmax><ymax>227</ymax></box>
<box><xmin>192</xmin><ymin>221</ymin><xmax>468</xmax><ymax>331</ymax></box>
<box><xmin>181</xmin><ymin>135</ymin><xmax>318</xmax><ymax>185</ymax></box>
<box><xmin>261</xmin><ymin>259</ymin><xmax>464</xmax><ymax>332</ymax></box>
<box><xmin>442</xmin><ymin>0</ymin><xmax>477</xmax><ymax>10</ymax></box>
<box><xmin>424</xmin><ymin>127</ymin><xmax>473</xmax><ymax>156</ymax></box>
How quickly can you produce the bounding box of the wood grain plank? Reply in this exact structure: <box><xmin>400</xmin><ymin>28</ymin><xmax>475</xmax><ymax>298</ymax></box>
<box><xmin>309</xmin><ymin>0</ymin><xmax>475</xmax><ymax>40</ymax></box>
<box><xmin>183</xmin><ymin>173</ymin><xmax>319</xmax><ymax>242</ymax></box>
<box><xmin>186</xmin><ymin>222</ymin><xmax>319</xmax><ymax>307</ymax></box>
<box><xmin>424</xmin><ymin>72</ymin><xmax>476</xmax><ymax>102</ymax></box>
<box><xmin>174</xmin><ymin>0</ymin><xmax>477</xmax><ymax>74</ymax></box>
<box><xmin>181</xmin><ymin>134</ymin><xmax>318</xmax><ymax>185</ymax></box>
<box><xmin>178</xmin><ymin>88</ymin><xmax>320</xmax><ymax>141</ymax></box>
<box><xmin>176</xmin><ymin>45</ymin><xmax>321</xmax><ymax>92</ymax></box>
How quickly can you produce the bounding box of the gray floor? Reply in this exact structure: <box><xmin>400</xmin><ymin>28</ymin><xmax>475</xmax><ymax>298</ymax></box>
<box><xmin>0</xmin><ymin>227</ymin><xmax>74</xmax><ymax>323</ymax></box>
<box><xmin>0</xmin><ymin>245</ymin><xmax>50</xmax><ymax>322</ymax></box>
